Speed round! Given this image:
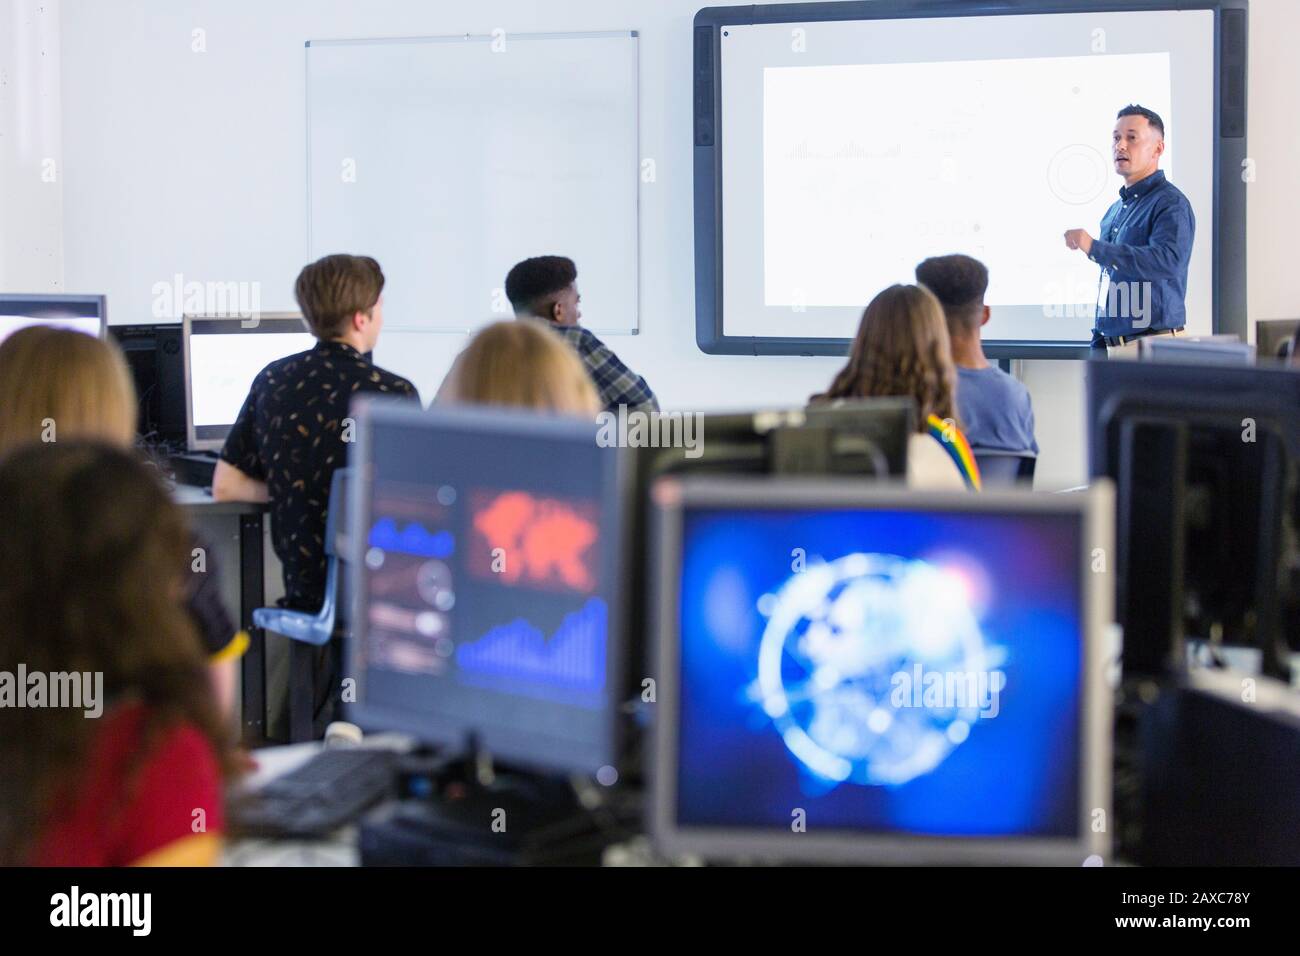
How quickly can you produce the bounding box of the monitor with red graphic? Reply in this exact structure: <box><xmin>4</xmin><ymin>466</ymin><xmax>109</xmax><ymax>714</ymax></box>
<box><xmin>346</xmin><ymin>402</ymin><xmax>631</xmax><ymax>775</ymax></box>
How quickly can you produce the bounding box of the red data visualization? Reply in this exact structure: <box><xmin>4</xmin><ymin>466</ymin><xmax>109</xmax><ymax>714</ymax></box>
<box><xmin>469</xmin><ymin>490</ymin><xmax>599</xmax><ymax>593</ymax></box>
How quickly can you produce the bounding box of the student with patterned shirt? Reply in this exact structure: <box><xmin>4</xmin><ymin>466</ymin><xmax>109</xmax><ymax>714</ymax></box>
<box><xmin>214</xmin><ymin>254</ymin><xmax>420</xmax><ymax>613</ymax></box>
<box><xmin>504</xmin><ymin>255</ymin><xmax>659</xmax><ymax>413</ymax></box>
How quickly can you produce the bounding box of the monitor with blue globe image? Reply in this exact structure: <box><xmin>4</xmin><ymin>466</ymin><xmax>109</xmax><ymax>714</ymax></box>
<box><xmin>670</xmin><ymin>501</ymin><xmax>1092</xmax><ymax>848</ymax></box>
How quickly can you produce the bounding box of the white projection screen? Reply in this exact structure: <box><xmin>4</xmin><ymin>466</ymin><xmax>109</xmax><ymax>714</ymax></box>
<box><xmin>693</xmin><ymin>1</ymin><xmax>1249</xmax><ymax>357</ymax></box>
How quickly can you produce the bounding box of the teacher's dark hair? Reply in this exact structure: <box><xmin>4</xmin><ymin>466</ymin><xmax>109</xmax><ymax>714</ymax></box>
<box><xmin>1117</xmin><ymin>104</ymin><xmax>1164</xmax><ymax>139</ymax></box>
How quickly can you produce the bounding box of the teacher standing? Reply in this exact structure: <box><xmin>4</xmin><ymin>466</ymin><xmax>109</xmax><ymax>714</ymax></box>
<box><xmin>1064</xmin><ymin>104</ymin><xmax>1195</xmax><ymax>353</ymax></box>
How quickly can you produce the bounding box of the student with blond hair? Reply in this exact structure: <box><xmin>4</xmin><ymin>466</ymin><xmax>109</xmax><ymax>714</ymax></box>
<box><xmin>0</xmin><ymin>326</ymin><xmax>246</xmax><ymax>713</ymax></box>
<box><xmin>813</xmin><ymin>284</ymin><xmax>981</xmax><ymax>490</ymax></box>
<box><xmin>437</xmin><ymin>318</ymin><xmax>602</xmax><ymax>417</ymax></box>
<box><xmin>0</xmin><ymin>324</ymin><xmax>136</xmax><ymax>450</ymax></box>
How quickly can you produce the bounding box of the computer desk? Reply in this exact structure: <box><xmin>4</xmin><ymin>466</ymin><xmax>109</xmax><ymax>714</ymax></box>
<box><xmin>172</xmin><ymin>483</ymin><xmax>271</xmax><ymax>747</ymax></box>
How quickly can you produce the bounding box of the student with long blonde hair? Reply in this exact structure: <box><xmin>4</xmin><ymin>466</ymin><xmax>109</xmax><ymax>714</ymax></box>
<box><xmin>813</xmin><ymin>284</ymin><xmax>981</xmax><ymax>490</ymax></box>
<box><xmin>437</xmin><ymin>318</ymin><xmax>602</xmax><ymax>416</ymax></box>
<box><xmin>0</xmin><ymin>327</ymin><xmax>247</xmax><ymax>713</ymax></box>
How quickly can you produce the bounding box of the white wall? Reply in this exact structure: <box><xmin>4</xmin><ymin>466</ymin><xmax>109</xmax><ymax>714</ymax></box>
<box><xmin>1243</xmin><ymin>0</ymin><xmax>1300</xmax><ymax>328</ymax></box>
<box><xmin>56</xmin><ymin>0</ymin><xmax>847</xmax><ymax>428</ymax></box>
<box><xmin>8</xmin><ymin>0</ymin><xmax>1298</xmax><ymax>490</ymax></box>
<box><xmin>0</xmin><ymin>0</ymin><xmax>62</xmax><ymax>291</ymax></box>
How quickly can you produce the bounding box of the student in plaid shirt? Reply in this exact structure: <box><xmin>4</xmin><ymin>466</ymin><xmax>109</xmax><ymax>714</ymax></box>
<box><xmin>504</xmin><ymin>255</ymin><xmax>659</xmax><ymax>413</ymax></box>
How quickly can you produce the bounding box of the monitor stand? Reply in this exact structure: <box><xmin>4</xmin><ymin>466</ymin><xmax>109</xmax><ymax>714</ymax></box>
<box><xmin>358</xmin><ymin>737</ymin><xmax>635</xmax><ymax>866</ymax></box>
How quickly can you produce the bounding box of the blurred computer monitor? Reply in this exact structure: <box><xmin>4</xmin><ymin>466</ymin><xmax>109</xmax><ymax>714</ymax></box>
<box><xmin>1137</xmin><ymin>669</ymin><xmax>1300</xmax><ymax>865</ymax></box>
<box><xmin>624</xmin><ymin>399</ymin><xmax>916</xmax><ymax>737</ymax></box>
<box><xmin>632</xmin><ymin>399</ymin><xmax>914</xmax><ymax>484</ymax></box>
<box><xmin>182</xmin><ymin>312</ymin><xmax>313</xmax><ymax>451</ymax></box>
<box><xmin>346</xmin><ymin>402</ymin><xmax>633</xmax><ymax>776</ymax></box>
<box><xmin>109</xmin><ymin>322</ymin><xmax>186</xmax><ymax>447</ymax></box>
<box><xmin>1255</xmin><ymin>318</ymin><xmax>1299</xmax><ymax>362</ymax></box>
<box><xmin>0</xmin><ymin>293</ymin><xmax>106</xmax><ymax>345</ymax></box>
<box><xmin>649</xmin><ymin>477</ymin><xmax>1114</xmax><ymax>865</ymax></box>
<box><xmin>1087</xmin><ymin>361</ymin><xmax>1300</xmax><ymax>678</ymax></box>
<box><xmin>1139</xmin><ymin>334</ymin><xmax>1254</xmax><ymax>364</ymax></box>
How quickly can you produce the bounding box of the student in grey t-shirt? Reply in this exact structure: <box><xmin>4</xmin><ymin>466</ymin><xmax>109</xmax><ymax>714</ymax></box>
<box><xmin>915</xmin><ymin>255</ymin><xmax>1038</xmax><ymax>455</ymax></box>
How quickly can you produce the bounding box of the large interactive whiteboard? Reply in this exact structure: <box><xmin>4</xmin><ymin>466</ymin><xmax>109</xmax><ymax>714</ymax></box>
<box><xmin>308</xmin><ymin>32</ymin><xmax>640</xmax><ymax>334</ymax></box>
<box><xmin>694</xmin><ymin>0</ymin><xmax>1248</xmax><ymax>358</ymax></box>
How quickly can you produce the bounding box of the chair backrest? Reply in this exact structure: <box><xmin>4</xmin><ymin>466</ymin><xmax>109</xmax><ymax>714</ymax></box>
<box><xmin>973</xmin><ymin>452</ymin><xmax>1036</xmax><ymax>487</ymax></box>
<box><xmin>323</xmin><ymin>467</ymin><xmax>353</xmax><ymax>558</ymax></box>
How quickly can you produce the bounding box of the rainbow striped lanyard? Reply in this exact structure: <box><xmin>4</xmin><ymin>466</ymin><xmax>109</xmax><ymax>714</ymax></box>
<box><xmin>925</xmin><ymin>414</ymin><xmax>982</xmax><ymax>491</ymax></box>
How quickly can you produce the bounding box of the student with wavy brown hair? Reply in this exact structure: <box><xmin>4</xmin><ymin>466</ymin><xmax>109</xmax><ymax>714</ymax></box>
<box><xmin>812</xmin><ymin>284</ymin><xmax>981</xmax><ymax>490</ymax></box>
<box><xmin>0</xmin><ymin>326</ymin><xmax>246</xmax><ymax>714</ymax></box>
<box><xmin>436</xmin><ymin>318</ymin><xmax>602</xmax><ymax>417</ymax></box>
<box><xmin>0</xmin><ymin>443</ymin><xmax>237</xmax><ymax>866</ymax></box>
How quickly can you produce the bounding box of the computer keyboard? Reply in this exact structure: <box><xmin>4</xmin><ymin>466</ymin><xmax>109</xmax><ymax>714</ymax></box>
<box><xmin>232</xmin><ymin>748</ymin><xmax>399</xmax><ymax>838</ymax></box>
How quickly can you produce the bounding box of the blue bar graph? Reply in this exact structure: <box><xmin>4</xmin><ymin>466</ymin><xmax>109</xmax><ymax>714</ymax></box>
<box><xmin>456</xmin><ymin>598</ymin><xmax>607</xmax><ymax>704</ymax></box>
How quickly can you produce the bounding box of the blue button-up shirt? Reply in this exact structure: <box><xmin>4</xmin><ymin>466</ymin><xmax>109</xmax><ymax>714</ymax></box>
<box><xmin>1089</xmin><ymin>169</ymin><xmax>1195</xmax><ymax>336</ymax></box>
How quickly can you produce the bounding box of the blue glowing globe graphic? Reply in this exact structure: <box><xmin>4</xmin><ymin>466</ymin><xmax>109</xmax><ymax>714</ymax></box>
<box><xmin>756</xmin><ymin>553</ymin><xmax>1003</xmax><ymax>788</ymax></box>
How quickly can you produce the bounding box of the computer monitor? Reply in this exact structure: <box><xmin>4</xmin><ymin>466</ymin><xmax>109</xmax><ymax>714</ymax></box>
<box><xmin>1139</xmin><ymin>335</ymin><xmax>1255</xmax><ymax>365</ymax></box>
<box><xmin>649</xmin><ymin>477</ymin><xmax>1114</xmax><ymax>865</ymax></box>
<box><xmin>1255</xmin><ymin>318</ymin><xmax>1300</xmax><ymax>362</ymax></box>
<box><xmin>108</xmin><ymin>322</ymin><xmax>186</xmax><ymax>447</ymax></box>
<box><xmin>623</xmin><ymin>399</ymin><xmax>916</xmax><ymax>741</ymax></box>
<box><xmin>1137</xmin><ymin>668</ymin><xmax>1300</xmax><ymax>865</ymax></box>
<box><xmin>631</xmin><ymin>399</ymin><xmax>914</xmax><ymax>483</ymax></box>
<box><xmin>0</xmin><ymin>293</ymin><xmax>106</xmax><ymax>345</ymax></box>
<box><xmin>346</xmin><ymin>401</ymin><xmax>633</xmax><ymax>776</ymax></box>
<box><xmin>182</xmin><ymin>312</ymin><xmax>314</xmax><ymax>451</ymax></box>
<box><xmin>1087</xmin><ymin>361</ymin><xmax>1300</xmax><ymax>678</ymax></box>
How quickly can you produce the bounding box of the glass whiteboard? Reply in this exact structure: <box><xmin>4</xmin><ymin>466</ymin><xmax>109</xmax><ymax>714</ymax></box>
<box><xmin>307</xmin><ymin>31</ymin><xmax>639</xmax><ymax>334</ymax></box>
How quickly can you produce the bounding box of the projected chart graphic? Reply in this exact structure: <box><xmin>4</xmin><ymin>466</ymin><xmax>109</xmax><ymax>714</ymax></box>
<box><xmin>456</xmin><ymin>597</ymin><xmax>607</xmax><ymax>708</ymax></box>
<box><xmin>470</xmin><ymin>490</ymin><xmax>598</xmax><ymax>591</ymax></box>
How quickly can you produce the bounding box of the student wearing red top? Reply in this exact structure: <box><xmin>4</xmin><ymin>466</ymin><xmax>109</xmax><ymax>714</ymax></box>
<box><xmin>0</xmin><ymin>444</ymin><xmax>237</xmax><ymax>866</ymax></box>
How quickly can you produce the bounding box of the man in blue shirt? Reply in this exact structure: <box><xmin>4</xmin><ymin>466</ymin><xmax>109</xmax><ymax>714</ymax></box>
<box><xmin>916</xmin><ymin>254</ymin><xmax>1037</xmax><ymax>456</ymax></box>
<box><xmin>1064</xmin><ymin>105</ymin><xmax>1195</xmax><ymax>353</ymax></box>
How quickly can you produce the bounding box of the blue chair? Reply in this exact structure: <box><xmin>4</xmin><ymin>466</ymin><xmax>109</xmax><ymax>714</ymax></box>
<box><xmin>253</xmin><ymin>467</ymin><xmax>353</xmax><ymax>741</ymax></box>
<box><xmin>973</xmin><ymin>450</ymin><xmax>1037</xmax><ymax>487</ymax></box>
